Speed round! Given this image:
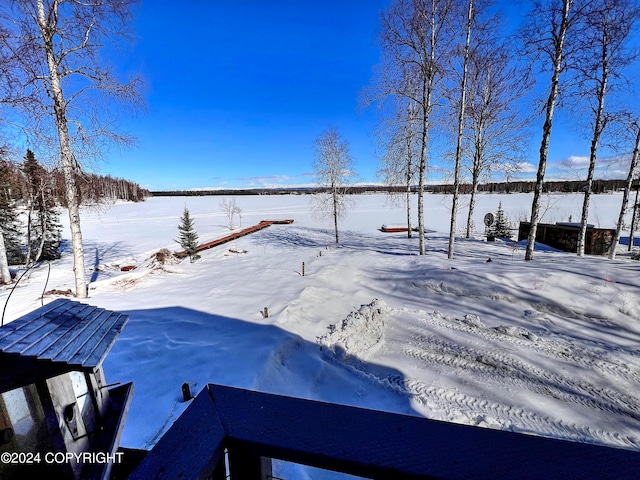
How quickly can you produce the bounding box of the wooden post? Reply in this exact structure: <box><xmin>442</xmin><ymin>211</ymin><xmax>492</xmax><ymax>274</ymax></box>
<box><xmin>302</xmin><ymin>262</ymin><xmax>305</xmax><ymax>276</ymax></box>
<box><xmin>182</xmin><ymin>383</ymin><xmax>192</xmax><ymax>402</ymax></box>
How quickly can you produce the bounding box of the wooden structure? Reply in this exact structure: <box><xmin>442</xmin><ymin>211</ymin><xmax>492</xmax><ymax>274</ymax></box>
<box><xmin>131</xmin><ymin>383</ymin><xmax>640</xmax><ymax>480</ymax></box>
<box><xmin>175</xmin><ymin>219</ymin><xmax>294</xmax><ymax>258</ymax></box>
<box><xmin>379</xmin><ymin>224</ymin><xmax>426</xmax><ymax>233</ymax></box>
<box><xmin>518</xmin><ymin>222</ymin><xmax>615</xmax><ymax>255</ymax></box>
<box><xmin>0</xmin><ymin>299</ymin><xmax>133</xmax><ymax>479</ymax></box>
<box><xmin>379</xmin><ymin>224</ymin><xmax>413</xmax><ymax>233</ymax></box>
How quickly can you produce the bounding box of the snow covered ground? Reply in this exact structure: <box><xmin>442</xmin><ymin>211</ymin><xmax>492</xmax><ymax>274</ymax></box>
<box><xmin>2</xmin><ymin>192</ymin><xmax>640</xmax><ymax>477</ymax></box>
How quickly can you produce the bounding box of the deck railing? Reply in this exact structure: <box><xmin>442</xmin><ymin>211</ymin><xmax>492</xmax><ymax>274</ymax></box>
<box><xmin>130</xmin><ymin>383</ymin><xmax>640</xmax><ymax>480</ymax></box>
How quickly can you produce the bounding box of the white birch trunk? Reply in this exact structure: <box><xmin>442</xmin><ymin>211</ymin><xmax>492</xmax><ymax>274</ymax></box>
<box><xmin>34</xmin><ymin>189</ymin><xmax>47</xmax><ymax>263</ymax></box>
<box><xmin>37</xmin><ymin>0</ymin><xmax>87</xmax><ymax>297</ymax></box>
<box><xmin>466</xmin><ymin>166</ymin><xmax>480</xmax><ymax>238</ymax></box>
<box><xmin>609</xmin><ymin>127</ymin><xmax>640</xmax><ymax>260</ymax></box>
<box><xmin>525</xmin><ymin>0</ymin><xmax>572</xmax><ymax>261</ymax></box>
<box><xmin>24</xmin><ymin>199</ymin><xmax>34</xmax><ymax>266</ymax></box>
<box><xmin>0</xmin><ymin>230</ymin><xmax>11</xmax><ymax>284</ymax></box>
<box><xmin>577</xmin><ymin>23</ymin><xmax>609</xmax><ymax>257</ymax></box>
<box><xmin>406</xmin><ymin>180</ymin><xmax>412</xmax><ymax>239</ymax></box>
<box><xmin>405</xmin><ymin>122</ymin><xmax>414</xmax><ymax>239</ymax></box>
<box><xmin>417</xmin><ymin>75</ymin><xmax>427</xmax><ymax>255</ymax></box>
<box><xmin>448</xmin><ymin>0</ymin><xmax>474</xmax><ymax>259</ymax></box>
<box><xmin>418</xmin><ymin>101</ymin><xmax>427</xmax><ymax>255</ymax></box>
<box><xmin>332</xmin><ymin>184</ymin><xmax>339</xmax><ymax>244</ymax></box>
<box><xmin>628</xmin><ymin>188</ymin><xmax>639</xmax><ymax>252</ymax></box>
<box><xmin>417</xmin><ymin>4</ymin><xmax>439</xmax><ymax>256</ymax></box>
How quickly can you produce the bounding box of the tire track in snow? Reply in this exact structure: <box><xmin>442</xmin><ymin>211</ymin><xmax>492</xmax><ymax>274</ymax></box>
<box><xmin>403</xmin><ymin>331</ymin><xmax>640</xmax><ymax>423</ymax></box>
<box><xmin>375</xmin><ymin>373</ymin><xmax>640</xmax><ymax>450</ymax></box>
<box><xmin>319</xmin><ymin>304</ymin><xmax>640</xmax><ymax>450</ymax></box>
<box><xmin>417</xmin><ymin>310</ymin><xmax>640</xmax><ymax>385</ymax></box>
<box><xmin>320</xmin><ymin>331</ymin><xmax>640</xmax><ymax>450</ymax></box>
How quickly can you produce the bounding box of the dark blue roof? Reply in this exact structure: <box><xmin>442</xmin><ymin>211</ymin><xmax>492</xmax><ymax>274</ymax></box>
<box><xmin>0</xmin><ymin>298</ymin><xmax>127</xmax><ymax>369</ymax></box>
<box><xmin>132</xmin><ymin>383</ymin><xmax>640</xmax><ymax>480</ymax></box>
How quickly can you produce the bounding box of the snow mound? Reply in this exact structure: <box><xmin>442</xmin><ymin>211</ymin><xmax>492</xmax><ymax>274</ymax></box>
<box><xmin>317</xmin><ymin>299</ymin><xmax>389</xmax><ymax>361</ymax></box>
<box><xmin>460</xmin><ymin>314</ymin><xmax>485</xmax><ymax>328</ymax></box>
<box><xmin>491</xmin><ymin>324</ymin><xmax>539</xmax><ymax>342</ymax></box>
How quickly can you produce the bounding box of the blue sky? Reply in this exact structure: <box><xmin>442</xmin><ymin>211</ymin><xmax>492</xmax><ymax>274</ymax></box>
<box><xmin>103</xmin><ymin>1</ymin><xmax>639</xmax><ymax>191</ymax></box>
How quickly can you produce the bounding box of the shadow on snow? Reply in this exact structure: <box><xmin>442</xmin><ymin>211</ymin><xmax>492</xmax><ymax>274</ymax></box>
<box><xmin>102</xmin><ymin>306</ymin><xmax>415</xmax><ymax>451</ymax></box>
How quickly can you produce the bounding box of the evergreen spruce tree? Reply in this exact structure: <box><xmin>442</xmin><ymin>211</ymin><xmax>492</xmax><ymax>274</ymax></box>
<box><xmin>23</xmin><ymin>150</ymin><xmax>61</xmax><ymax>263</ymax></box>
<box><xmin>176</xmin><ymin>207</ymin><xmax>200</xmax><ymax>262</ymax></box>
<box><xmin>490</xmin><ymin>202</ymin><xmax>513</xmax><ymax>239</ymax></box>
<box><xmin>0</xmin><ymin>160</ymin><xmax>24</xmax><ymax>265</ymax></box>
<box><xmin>39</xmin><ymin>206</ymin><xmax>62</xmax><ymax>261</ymax></box>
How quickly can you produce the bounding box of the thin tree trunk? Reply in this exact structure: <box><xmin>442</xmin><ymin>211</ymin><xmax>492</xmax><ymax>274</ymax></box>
<box><xmin>609</xmin><ymin>126</ymin><xmax>640</xmax><ymax>260</ymax></box>
<box><xmin>578</xmin><ymin>26</ymin><xmax>609</xmax><ymax>257</ymax></box>
<box><xmin>525</xmin><ymin>0</ymin><xmax>572</xmax><ymax>261</ymax></box>
<box><xmin>34</xmin><ymin>189</ymin><xmax>47</xmax><ymax>262</ymax></box>
<box><xmin>406</xmin><ymin>174</ymin><xmax>412</xmax><ymax>238</ymax></box>
<box><xmin>418</xmin><ymin>80</ymin><xmax>428</xmax><ymax>255</ymax></box>
<box><xmin>406</xmin><ymin>132</ymin><xmax>413</xmax><ymax>238</ymax></box>
<box><xmin>628</xmin><ymin>187</ymin><xmax>639</xmax><ymax>252</ymax></box>
<box><xmin>333</xmin><ymin>186</ymin><xmax>339</xmax><ymax>244</ymax></box>
<box><xmin>24</xmin><ymin>199</ymin><xmax>33</xmax><ymax>266</ymax></box>
<box><xmin>466</xmin><ymin>166</ymin><xmax>480</xmax><ymax>238</ymax></box>
<box><xmin>417</xmin><ymin>4</ymin><xmax>438</xmax><ymax>256</ymax></box>
<box><xmin>577</xmin><ymin>123</ymin><xmax>603</xmax><ymax>256</ymax></box>
<box><xmin>37</xmin><ymin>0</ymin><xmax>87</xmax><ymax>297</ymax></box>
<box><xmin>448</xmin><ymin>0</ymin><xmax>474</xmax><ymax>259</ymax></box>
<box><xmin>0</xmin><ymin>230</ymin><xmax>10</xmax><ymax>284</ymax></box>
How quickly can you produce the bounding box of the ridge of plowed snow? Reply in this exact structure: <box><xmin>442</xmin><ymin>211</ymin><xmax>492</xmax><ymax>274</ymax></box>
<box><xmin>317</xmin><ymin>299</ymin><xmax>389</xmax><ymax>361</ymax></box>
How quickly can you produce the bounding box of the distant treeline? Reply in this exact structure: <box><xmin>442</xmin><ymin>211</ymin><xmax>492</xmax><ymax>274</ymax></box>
<box><xmin>151</xmin><ymin>179</ymin><xmax>633</xmax><ymax>197</ymax></box>
<box><xmin>432</xmin><ymin>178</ymin><xmax>633</xmax><ymax>194</ymax></box>
<box><xmin>1</xmin><ymin>159</ymin><xmax>150</xmax><ymax>205</ymax></box>
<box><xmin>1</xmin><ymin>154</ymin><xmax>150</xmax><ymax>266</ymax></box>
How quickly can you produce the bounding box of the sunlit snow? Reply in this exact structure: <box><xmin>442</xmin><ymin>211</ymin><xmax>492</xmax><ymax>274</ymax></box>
<box><xmin>3</xmin><ymin>192</ymin><xmax>640</xmax><ymax>476</ymax></box>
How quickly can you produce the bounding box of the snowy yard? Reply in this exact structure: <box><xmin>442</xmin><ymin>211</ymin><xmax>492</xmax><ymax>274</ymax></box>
<box><xmin>2</xmin><ymin>192</ymin><xmax>640</xmax><ymax>474</ymax></box>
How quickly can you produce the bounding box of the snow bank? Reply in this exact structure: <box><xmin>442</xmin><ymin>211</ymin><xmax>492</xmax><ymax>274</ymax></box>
<box><xmin>317</xmin><ymin>299</ymin><xmax>389</xmax><ymax>361</ymax></box>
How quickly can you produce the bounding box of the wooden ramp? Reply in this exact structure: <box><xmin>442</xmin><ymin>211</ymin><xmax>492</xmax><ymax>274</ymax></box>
<box><xmin>176</xmin><ymin>219</ymin><xmax>294</xmax><ymax>258</ymax></box>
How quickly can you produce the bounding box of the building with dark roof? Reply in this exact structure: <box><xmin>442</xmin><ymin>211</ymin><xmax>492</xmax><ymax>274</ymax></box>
<box><xmin>0</xmin><ymin>299</ymin><xmax>132</xmax><ymax>479</ymax></box>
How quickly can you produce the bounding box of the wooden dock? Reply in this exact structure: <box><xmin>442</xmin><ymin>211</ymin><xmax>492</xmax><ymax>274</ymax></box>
<box><xmin>175</xmin><ymin>219</ymin><xmax>294</xmax><ymax>258</ymax></box>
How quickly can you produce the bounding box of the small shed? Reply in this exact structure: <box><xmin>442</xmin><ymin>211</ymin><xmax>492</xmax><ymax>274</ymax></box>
<box><xmin>0</xmin><ymin>299</ymin><xmax>132</xmax><ymax>480</ymax></box>
<box><xmin>518</xmin><ymin>222</ymin><xmax>615</xmax><ymax>255</ymax></box>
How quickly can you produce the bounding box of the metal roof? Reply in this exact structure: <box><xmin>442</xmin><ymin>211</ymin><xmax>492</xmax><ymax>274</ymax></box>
<box><xmin>0</xmin><ymin>298</ymin><xmax>128</xmax><ymax>369</ymax></box>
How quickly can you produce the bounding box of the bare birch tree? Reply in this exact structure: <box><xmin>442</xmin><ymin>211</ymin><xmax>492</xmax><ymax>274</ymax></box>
<box><xmin>575</xmin><ymin>0</ymin><xmax>640</xmax><ymax>256</ymax></box>
<box><xmin>447</xmin><ymin>0</ymin><xmax>474</xmax><ymax>259</ymax></box>
<box><xmin>220</xmin><ymin>197</ymin><xmax>242</xmax><ymax>229</ymax></box>
<box><xmin>609</xmin><ymin>123</ymin><xmax>640</xmax><ymax>259</ymax></box>
<box><xmin>522</xmin><ymin>0</ymin><xmax>582</xmax><ymax>261</ymax></box>
<box><xmin>313</xmin><ymin>127</ymin><xmax>355</xmax><ymax>244</ymax></box>
<box><xmin>0</xmin><ymin>0</ymin><xmax>143</xmax><ymax>297</ymax></box>
<box><xmin>464</xmin><ymin>41</ymin><xmax>531</xmax><ymax>238</ymax></box>
<box><xmin>376</xmin><ymin>0</ymin><xmax>456</xmax><ymax>255</ymax></box>
<box><xmin>376</xmin><ymin>78</ymin><xmax>420</xmax><ymax>238</ymax></box>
